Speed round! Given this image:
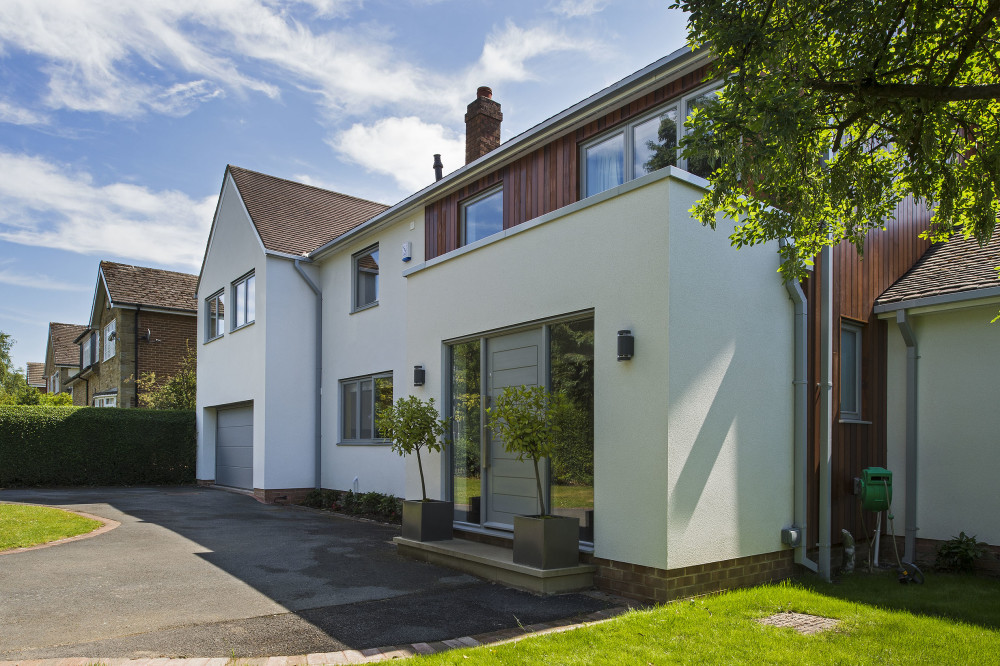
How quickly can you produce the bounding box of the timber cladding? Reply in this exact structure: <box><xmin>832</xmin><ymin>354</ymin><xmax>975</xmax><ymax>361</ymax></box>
<box><xmin>424</xmin><ymin>65</ymin><xmax>712</xmax><ymax>261</ymax></box>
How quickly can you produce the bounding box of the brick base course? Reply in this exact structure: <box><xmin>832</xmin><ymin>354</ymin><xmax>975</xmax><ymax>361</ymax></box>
<box><xmin>254</xmin><ymin>487</ymin><xmax>314</xmax><ymax>505</ymax></box>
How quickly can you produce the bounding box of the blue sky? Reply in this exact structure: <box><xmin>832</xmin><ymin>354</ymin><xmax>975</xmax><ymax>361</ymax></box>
<box><xmin>0</xmin><ymin>0</ymin><xmax>690</xmax><ymax>372</ymax></box>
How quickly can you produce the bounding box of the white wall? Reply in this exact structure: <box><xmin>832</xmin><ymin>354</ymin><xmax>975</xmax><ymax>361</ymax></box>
<box><xmin>401</xmin><ymin>168</ymin><xmax>794</xmax><ymax>570</ymax></box>
<box><xmin>886</xmin><ymin>302</ymin><xmax>1000</xmax><ymax>545</ymax></box>
<box><xmin>665</xmin><ymin>179</ymin><xmax>794</xmax><ymax>569</ymax></box>
<box><xmin>196</xmin><ymin>175</ymin><xmax>268</xmax><ymax>485</ymax></box>
<box><xmin>316</xmin><ymin>213</ymin><xmax>424</xmax><ymax>497</ymax></box>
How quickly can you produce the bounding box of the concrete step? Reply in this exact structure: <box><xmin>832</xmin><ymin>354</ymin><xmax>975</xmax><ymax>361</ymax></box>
<box><xmin>393</xmin><ymin>537</ymin><xmax>595</xmax><ymax>594</ymax></box>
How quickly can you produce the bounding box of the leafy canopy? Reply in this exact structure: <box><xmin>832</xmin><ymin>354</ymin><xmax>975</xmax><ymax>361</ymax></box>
<box><xmin>672</xmin><ymin>0</ymin><xmax>1000</xmax><ymax>279</ymax></box>
<box><xmin>374</xmin><ymin>395</ymin><xmax>449</xmax><ymax>501</ymax></box>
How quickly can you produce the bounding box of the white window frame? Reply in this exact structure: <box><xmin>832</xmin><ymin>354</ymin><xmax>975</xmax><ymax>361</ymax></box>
<box><xmin>580</xmin><ymin>81</ymin><xmax>723</xmax><ymax>198</ymax></box>
<box><xmin>81</xmin><ymin>333</ymin><xmax>94</xmax><ymax>369</ymax></box>
<box><xmin>205</xmin><ymin>290</ymin><xmax>225</xmax><ymax>342</ymax></box>
<box><xmin>103</xmin><ymin>320</ymin><xmax>116</xmax><ymax>362</ymax></box>
<box><xmin>352</xmin><ymin>244</ymin><xmax>380</xmax><ymax>313</ymax></box>
<box><xmin>50</xmin><ymin>372</ymin><xmax>59</xmax><ymax>393</ymax></box>
<box><xmin>231</xmin><ymin>271</ymin><xmax>255</xmax><ymax>331</ymax></box>
<box><xmin>460</xmin><ymin>185</ymin><xmax>504</xmax><ymax>246</ymax></box>
<box><xmin>339</xmin><ymin>372</ymin><xmax>393</xmax><ymax>445</ymax></box>
<box><xmin>95</xmin><ymin>395</ymin><xmax>117</xmax><ymax>408</ymax></box>
<box><xmin>840</xmin><ymin>321</ymin><xmax>864</xmax><ymax>421</ymax></box>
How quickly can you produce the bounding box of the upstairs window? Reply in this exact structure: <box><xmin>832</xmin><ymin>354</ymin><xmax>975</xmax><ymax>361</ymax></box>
<box><xmin>840</xmin><ymin>322</ymin><xmax>863</xmax><ymax>421</ymax></box>
<box><xmin>461</xmin><ymin>186</ymin><xmax>503</xmax><ymax>246</ymax></box>
<box><xmin>581</xmin><ymin>83</ymin><xmax>721</xmax><ymax>198</ymax></box>
<box><xmin>103</xmin><ymin>320</ymin><xmax>116</xmax><ymax>361</ymax></box>
<box><xmin>353</xmin><ymin>245</ymin><xmax>380</xmax><ymax>311</ymax></box>
<box><xmin>80</xmin><ymin>332</ymin><xmax>96</xmax><ymax>369</ymax></box>
<box><xmin>340</xmin><ymin>373</ymin><xmax>393</xmax><ymax>443</ymax></box>
<box><xmin>206</xmin><ymin>290</ymin><xmax>225</xmax><ymax>341</ymax></box>
<box><xmin>232</xmin><ymin>272</ymin><xmax>255</xmax><ymax>330</ymax></box>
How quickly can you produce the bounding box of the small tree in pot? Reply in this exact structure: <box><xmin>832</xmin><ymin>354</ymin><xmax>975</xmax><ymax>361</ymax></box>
<box><xmin>487</xmin><ymin>384</ymin><xmax>580</xmax><ymax>569</ymax></box>
<box><xmin>375</xmin><ymin>395</ymin><xmax>452</xmax><ymax>541</ymax></box>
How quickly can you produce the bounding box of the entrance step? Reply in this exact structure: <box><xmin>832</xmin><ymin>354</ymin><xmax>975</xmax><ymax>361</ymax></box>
<box><xmin>394</xmin><ymin>537</ymin><xmax>595</xmax><ymax>594</ymax></box>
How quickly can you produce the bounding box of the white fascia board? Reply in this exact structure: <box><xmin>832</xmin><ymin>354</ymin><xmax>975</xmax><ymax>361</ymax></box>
<box><xmin>86</xmin><ymin>267</ymin><xmax>111</xmax><ymax>330</ymax></box>
<box><xmin>874</xmin><ymin>286</ymin><xmax>1000</xmax><ymax>319</ymax></box>
<box><xmin>310</xmin><ymin>47</ymin><xmax>713</xmax><ymax>262</ymax></box>
<box><xmin>111</xmin><ymin>304</ymin><xmax>197</xmax><ymax>317</ymax></box>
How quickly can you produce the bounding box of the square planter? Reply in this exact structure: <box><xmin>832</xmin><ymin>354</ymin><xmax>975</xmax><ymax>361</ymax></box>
<box><xmin>402</xmin><ymin>499</ymin><xmax>454</xmax><ymax>542</ymax></box>
<box><xmin>513</xmin><ymin>514</ymin><xmax>580</xmax><ymax>569</ymax></box>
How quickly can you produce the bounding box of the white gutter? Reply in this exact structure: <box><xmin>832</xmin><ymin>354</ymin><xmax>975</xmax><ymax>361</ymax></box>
<box><xmin>818</xmin><ymin>246</ymin><xmax>833</xmax><ymax>581</ymax></box>
<box><xmin>894</xmin><ymin>309</ymin><xmax>919</xmax><ymax>561</ymax></box>
<box><xmin>294</xmin><ymin>259</ymin><xmax>323</xmax><ymax>489</ymax></box>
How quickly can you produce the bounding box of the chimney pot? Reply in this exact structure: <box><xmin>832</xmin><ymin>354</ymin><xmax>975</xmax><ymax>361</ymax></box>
<box><xmin>477</xmin><ymin>86</ymin><xmax>493</xmax><ymax>99</ymax></box>
<box><xmin>465</xmin><ymin>86</ymin><xmax>502</xmax><ymax>165</ymax></box>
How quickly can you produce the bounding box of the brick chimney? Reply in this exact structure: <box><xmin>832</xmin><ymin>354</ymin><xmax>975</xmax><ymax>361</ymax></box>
<box><xmin>465</xmin><ymin>86</ymin><xmax>502</xmax><ymax>164</ymax></box>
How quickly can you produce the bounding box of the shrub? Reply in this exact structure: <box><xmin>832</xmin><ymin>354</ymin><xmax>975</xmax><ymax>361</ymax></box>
<box><xmin>300</xmin><ymin>489</ymin><xmax>402</xmax><ymax>523</ymax></box>
<box><xmin>935</xmin><ymin>531</ymin><xmax>987</xmax><ymax>573</ymax></box>
<box><xmin>0</xmin><ymin>406</ymin><xmax>196</xmax><ymax>486</ymax></box>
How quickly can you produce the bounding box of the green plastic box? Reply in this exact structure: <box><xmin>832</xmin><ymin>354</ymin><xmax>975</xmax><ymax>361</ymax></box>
<box><xmin>860</xmin><ymin>467</ymin><xmax>892</xmax><ymax>511</ymax></box>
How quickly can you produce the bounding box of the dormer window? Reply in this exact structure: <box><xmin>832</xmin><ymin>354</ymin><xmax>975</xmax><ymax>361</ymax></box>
<box><xmin>103</xmin><ymin>320</ymin><xmax>116</xmax><ymax>361</ymax></box>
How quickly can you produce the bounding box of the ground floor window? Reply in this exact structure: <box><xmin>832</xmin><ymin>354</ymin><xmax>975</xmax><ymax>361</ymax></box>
<box><xmin>340</xmin><ymin>373</ymin><xmax>393</xmax><ymax>443</ymax></box>
<box><xmin>94</xmin><ymin>395</ymin><xmax>117</xmax><ymax>408</ymax></box>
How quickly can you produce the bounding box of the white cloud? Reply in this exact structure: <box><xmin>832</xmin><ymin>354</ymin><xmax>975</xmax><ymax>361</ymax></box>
<box><xmin>0</xmin><ymin>262</ymin><xmax>90</xmax><ymax>293</ymax></box>
<box><xmin>548</xmin><ymin>0</ymin><xmax>609</xmax><ymax>17</ymax></box>
<box><xmin>332</xmin><ymin>117</ymin><xmax>465</xmax><ymax>193</ymax></box>
<box><xmin>473</xmin><ymin>21</ymin><xmax>586</xmax><ymax>85</ymax></box>
<box><xmin>0</xmin><ymin>152</ymin><xmax>215</xmax><ymax>269</ymax></box>
<box><xmin>0</xmin><ymin>100</ymin><xmax>49</xmax><ymax>126</ymax></box>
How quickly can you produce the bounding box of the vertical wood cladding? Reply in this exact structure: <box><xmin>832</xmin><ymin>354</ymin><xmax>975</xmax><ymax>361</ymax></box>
<box><xmin>804</xmin><ymin>198</ymin><xmax>932</xmax><ymax>548</ymax></box>
<box><xmin>424</xmin><ymin>66</ymin><xmax>712</xmax><ymax>260</ymax></box>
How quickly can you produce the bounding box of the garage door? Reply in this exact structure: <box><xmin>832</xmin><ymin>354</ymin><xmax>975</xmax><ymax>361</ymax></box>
<box><xmin>216</xmin><ymin>405</ymin><xmax>253</xmax><ymax>489</ymax></box>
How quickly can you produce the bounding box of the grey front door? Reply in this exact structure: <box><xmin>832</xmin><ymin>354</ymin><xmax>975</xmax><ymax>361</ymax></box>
<box><xmin>216</xmin><ymin>404</ymin><xmax>253</xmax><ymax>489</ymax></box>
<box><xmin>485</xmin><ymin>328</ymin><xmax>547</xmax><ymax>528</ymax></box>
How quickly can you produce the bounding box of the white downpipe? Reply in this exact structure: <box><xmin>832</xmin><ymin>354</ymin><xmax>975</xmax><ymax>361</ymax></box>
<box><xmin>818</xmin><ymin>245</ymin><xmax>833</xmax><ymax>581</ymax></box>
<box><xmin>895</xmin><ymin>309</ymin><xmax>918</xmax><ymax>562</ymax></box>
<box><xmin>783</xmin><ymin>268</ymin><xmax>817</xmax><ymax>572</ymax></box>
<box><xmin>294</xmin><ymin>259</ymin><xmax>323</xmax><ymax>489</ymax></box>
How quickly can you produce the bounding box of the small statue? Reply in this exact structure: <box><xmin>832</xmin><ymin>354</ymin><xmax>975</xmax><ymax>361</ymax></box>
<box><xmin>841</xmin><ymin>529</ymin><xmax>855</xmax><ymax>574</ymax></box>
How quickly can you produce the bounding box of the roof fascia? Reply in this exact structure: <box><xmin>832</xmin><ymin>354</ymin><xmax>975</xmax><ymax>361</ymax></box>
<box><xmin>874</xmin><ymin>285</ymin><xmax>1000</xmax><ymax>316</ymax></box>
<box><xmin>110</xmin><ymin>302</ymin><xmax>197</xmax><ymax>316</ymax></box>
<box><xmin>310</xmin><ymin>46</ymin><xmax>711</xmax><ymax>261</ymax></box>
<box><xmin>86</xmin><ymin>266</ymin><xmax>111</xmax><ymax>329</ymax></box>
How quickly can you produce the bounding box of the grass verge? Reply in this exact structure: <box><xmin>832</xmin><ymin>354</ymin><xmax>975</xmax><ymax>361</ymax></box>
<box><xmin>0</xmin><ymin>503</ymin><xmax>102</xmax><ymax>551</ymax></box>
<box><xmin>413</xmin><ymin>572</ymin><xmax>1000</xmax><ymax>664</ymax></box>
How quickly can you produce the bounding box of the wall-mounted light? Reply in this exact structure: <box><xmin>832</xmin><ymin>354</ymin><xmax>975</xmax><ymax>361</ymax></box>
<box><xmin>413</xmin><ymin>365</ymin><xmax>425</xmax><ymax>386</ymax></box>
<box><xmin>617</xmin><ymin>329</ymin><xmax>634</xmax><ymax>361</ymax></box>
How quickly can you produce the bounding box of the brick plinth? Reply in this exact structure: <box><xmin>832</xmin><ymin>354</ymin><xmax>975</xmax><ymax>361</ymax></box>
<box><xmin>254</xmin><ymin>487</ymin><xmax>314</xmax><ymax>505</ymax></box>
<box><xmin>197</xmin><ymin>479</ymin><xmax>215</xmax><ymax>487</ymax></box>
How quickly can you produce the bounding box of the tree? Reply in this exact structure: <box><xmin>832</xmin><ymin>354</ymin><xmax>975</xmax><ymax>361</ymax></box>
<box><xmin>375</xmin><ymin>395</ymin><xmax>450</xmax><ymax>502</ymax></box>
<box><xmin>133</xmin><ymin>344</ymin><xmax>196</xmax><ymax>409</ymax></box>
<box><xmin>0</xmin><ymin>331</ymin><xmax>39</xmax><ymax>405</ymax></box>
<box><xmin>671</xmin><ymin>0</ymin><xmax>1000</xmax><ymax>280</ymax></box>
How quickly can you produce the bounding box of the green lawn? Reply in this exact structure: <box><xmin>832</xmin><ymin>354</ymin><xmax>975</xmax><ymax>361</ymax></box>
<box><xmin>413</xmin><ymin>572</ymin><xmax>1000</xmax><ymax>664</ymax></box>
<box><xmin>0</xmin><ymin>503</ymin><xmax>101</xmax><ymax>551</ymax></box>
<box><xmin>454</xmin><ymin>478</ymin><xmax>593</xmax><ymax>510</ymax></box>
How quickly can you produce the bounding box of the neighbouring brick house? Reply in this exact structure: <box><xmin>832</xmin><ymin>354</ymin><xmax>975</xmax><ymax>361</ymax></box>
<box><xmin>43</xmin><ymin>322</ymin><xmax>88</xmax><ymax>398</ymax></box>
<box><xmin>65</xmin><ymin>261</ymin><xmax>198</xmax><ymax>407</ymax></box>
<box><xmin>25</xmin><ymin>362</ymin><xmax>46</xmax><ymax>393</ymax></box>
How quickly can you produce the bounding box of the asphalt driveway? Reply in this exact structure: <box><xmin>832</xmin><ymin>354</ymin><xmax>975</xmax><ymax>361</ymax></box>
<box><xmin>0</xmin><ymin>487</ymin><xmax>612</xmax><ymax>660</ymax></box>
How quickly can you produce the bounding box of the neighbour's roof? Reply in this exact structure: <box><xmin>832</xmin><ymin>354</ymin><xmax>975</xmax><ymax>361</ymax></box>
<box><xmin>228</xmin><ymin>166</ymin><xmax>389</xmax><ymax>257</ymax></box>
<box><xmin>100</xmin><ymin>261</ymin><xmax>199</xmax><ymax>312</ymax></box>
<box><xmin>26</xmin><ymin>362</ymin><xmax>45</xmax><ymax>387</ymax></box>
<box><xmin>49</xmin><ymin>322</ymin><xmax>88</xmax><ymax>366</ymax></box>
<box><xmin>876</xmin><ymin>230</ymin><xmax>1000</xmax><ymax>306</ymax></box>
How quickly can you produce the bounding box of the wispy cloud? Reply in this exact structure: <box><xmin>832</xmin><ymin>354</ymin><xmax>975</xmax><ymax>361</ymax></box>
<box><xmin>0</xmin><ymin>152</ymin><xmax>215</xmax><ymax>269</ymax></box>
<box><xmin>548</xmin><ymin>0</ymin><xmax>610</xmax><ymax>17</ymax></box>
<box><xmin>0</xmin><ymin>261</ymin><xmax>90</xmax><ymax>292</ymax></box>
<box><xmin>0</xmin><ymin>100</ymin><xmax>49</xmax><ymax>126</ymax></box>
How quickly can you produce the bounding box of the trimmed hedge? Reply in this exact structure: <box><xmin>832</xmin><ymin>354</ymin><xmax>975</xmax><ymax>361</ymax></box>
<box><xmin>0</xmin><ymin>406</ymin><xmax>196</xmax><ymax>486</ymax></box>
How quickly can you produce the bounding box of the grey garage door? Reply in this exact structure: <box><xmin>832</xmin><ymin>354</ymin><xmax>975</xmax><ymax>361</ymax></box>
<box><xmin>216</xmin><ymin>405</ymin><xmax>253</xmax><ymax>489</ymax></box>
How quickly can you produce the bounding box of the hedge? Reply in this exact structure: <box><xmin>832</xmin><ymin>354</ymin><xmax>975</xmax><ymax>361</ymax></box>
<box><xmin>0</xmin><ymin>406</ymin><xmax>196</xmax><ymax>486</ymax></box>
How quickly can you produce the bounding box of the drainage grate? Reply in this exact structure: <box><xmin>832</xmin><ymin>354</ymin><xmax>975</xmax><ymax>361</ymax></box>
<box><xmin>757</xmin><ymin>612</ymin><xmax>840</xmax><ymax>635</ymax></box>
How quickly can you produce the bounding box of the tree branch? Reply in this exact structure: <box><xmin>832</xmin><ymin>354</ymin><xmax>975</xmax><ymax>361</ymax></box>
<box><xmin>805</xmin><ymin>80</ymin><xmax>1000</xmax><ymax>101</ymax></box>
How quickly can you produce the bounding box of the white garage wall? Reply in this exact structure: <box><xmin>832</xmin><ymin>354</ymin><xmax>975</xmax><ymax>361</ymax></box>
<box><xmin>886</xmin><ymin>302</ymin><xmax>1000</xmax><ymax>545</ymax></box>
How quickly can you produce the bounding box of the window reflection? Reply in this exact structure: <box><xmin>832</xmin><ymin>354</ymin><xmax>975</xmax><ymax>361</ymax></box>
<box><xmin>451</xmin><ymin>340</ymin><xmax>482</xmax><ymax>523</ymax></box>
<box><xmin>462</xmin><ymin>188</ymin><xmax>503</xmax><ymax>245</ymax></box>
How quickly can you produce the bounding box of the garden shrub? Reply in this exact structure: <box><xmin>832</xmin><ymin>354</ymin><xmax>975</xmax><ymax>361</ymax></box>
<box><xmin>935</xmin><ymin>531</ymin><xmax>987</xmax><ymax>573</ymax></box>
<box><xmin>300</xmin><ymin>489</ymin><xmax>401</xmax><ymax>523</ymax></box>
<box><xmin>0</xmin><ymin>406</ymin><xmax>196</xmax><ymax>486</ymax></box>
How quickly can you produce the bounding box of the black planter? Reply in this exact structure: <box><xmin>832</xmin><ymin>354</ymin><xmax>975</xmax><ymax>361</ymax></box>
<box><xmin>402</xmin><ymin>499</ymin><xmax>454</xmax><ymax>542</ymax></box>
<box><xmin>513</xmin><ymin>514</ymin><xmax>580</xmax><ymax>569</ymax></box>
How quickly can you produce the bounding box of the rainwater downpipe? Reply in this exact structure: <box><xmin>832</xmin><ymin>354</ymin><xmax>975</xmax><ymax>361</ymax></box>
<box><xmin>134</xmin><ymin>305</ymin><xmax>141</xmax><ymax>408</ymax></box>
<box><xmin>783</xmin><ymin>269</ymin><xmax>817</xmax><ymax>572</ymax></box>
<box><xmin>294</xmin><ymin>259</ymin><xmax>323</xmax><ymax>489</ymax></box>
<box><xmin>818</xmin><ymin>245</ymin><xmax>833</xmax><ymax>582</ymax></box>
<box><xmin>895</xmin><ymin>309</ymin><xmax>918</xmax><ymax>562</ymax></box>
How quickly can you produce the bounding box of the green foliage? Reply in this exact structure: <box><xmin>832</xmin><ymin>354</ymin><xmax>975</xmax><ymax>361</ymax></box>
<box><xmin>935</xmin><ymin>531</ymin><xmax>987</xmax><ymax>573</ymax></box>
<box><xmin>301</xmin><ymin>488</ymin><xmax>402</xmax><ymax>523</ymax></box>
<box><xmin>134</xmin><ymin>343</ymin><xmax>197</xmax><ymax>410</ymax></box>
<box><xmin>0</xmin><ymin>406</ymin><xmax>196</xmax><ymax>486</ymax></box>
<box><xmin>451</xmin><ymin>340</ymin><xmax>482</xmax><ymax>479</ymax></box>
<box><xmin>0</xmin><ymin>504</ymin><xmax>102</xmax><ymax>551</ymax></box>
<box><xmin>672</xmin><ymin>0</ymin><xmax>1000</xmax><ymax>281</ymax></box>
<box><xmin>549</xmin><ymin>321</ymin><xmax>594</xmax><ymax>486</ymax></box>
<box><xmin>487</xmin><ymin>384</ymin><xmax>567</xmax><ymax>516</ymax></box>
<box><xmin>0</xmin><ymin>330</ymin><xmax>41</xmax><ymax>406</ymax></box>
<box><xmin>38</xmin><ymin>391</ymin><xmax>73</xmax><ymax>406</ymax></box>
<box><xmin>375</xmin><ymin>395</ymin><xmax>450</xmax><ymax>501</ymax></box>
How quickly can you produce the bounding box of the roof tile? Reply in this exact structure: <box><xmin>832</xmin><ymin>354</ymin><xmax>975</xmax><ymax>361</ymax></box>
<box><xmin>26</xmin><ymin>362</ymin><xmax>45</xmax><ymax>387</ymax></box>
<box><xmin>48</xmin><ymin>322</ymin><xmax>88</xmax><ymax>367</ymax></box>
<box><xmin>100</xmin><ymin>261</ymin><xmax>198</xmax><ymax>312</ymax></box>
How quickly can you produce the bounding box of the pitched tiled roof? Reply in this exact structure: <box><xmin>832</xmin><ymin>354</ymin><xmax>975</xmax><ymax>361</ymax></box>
<box><xmin>228</xmin><ymin>166</ymin><xmax>389</xmax><ymax>256</ymax></box>
<box><xmin>100</xmin><ymin>261</ymin><xmax>198</xmax><ymax>312</ymax></box>
<box><xmin>26</xmin><ymin>362</ymin><xmax>45</xmax><ymax>387</ymax></box>
<box><xmin>49</xmin><ymin>322</ymin><xmax>88</xmax><ymax>367</ymax></box>
<box><xmin>877</xmin><ymin>230</ymin><xmax>1000</xmax><ymax>306</ymax></box>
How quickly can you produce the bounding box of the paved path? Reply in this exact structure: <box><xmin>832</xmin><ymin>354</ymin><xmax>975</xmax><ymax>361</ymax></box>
<box><xmin>0</xmin><ymin>488</ymin><xmax>618</xmax><ymax>661</ymax></box>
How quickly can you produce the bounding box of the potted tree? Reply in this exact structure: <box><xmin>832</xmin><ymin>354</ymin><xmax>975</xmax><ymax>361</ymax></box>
<box><xmin>375</xmin><ymin>395</ymin><xmax>452</xmax><ymax>542</ymax></box>
<box><xmin>487</xmin><ymin>384</ymin><xmax>580</xmax><ymax>569</ymax></box>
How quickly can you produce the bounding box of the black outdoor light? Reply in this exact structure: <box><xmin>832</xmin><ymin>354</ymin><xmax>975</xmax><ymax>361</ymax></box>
<box><xmin>617</xmin><ymin>329</ymin><xmax>634</xmax><ymax>361</ymax></box>
<box><xmin>413</xmin><ymin>365</ymin><xmax>426</xmax><ymax>386</ymax></box>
